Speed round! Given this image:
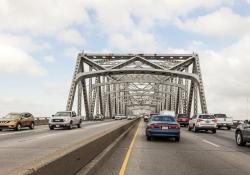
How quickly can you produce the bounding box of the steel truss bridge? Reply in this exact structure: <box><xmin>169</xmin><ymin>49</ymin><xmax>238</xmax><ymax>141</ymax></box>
<box><xmin>66</xmin><ymin>53</ymin><xmax>208</xmax><ymax>120</ymax></box>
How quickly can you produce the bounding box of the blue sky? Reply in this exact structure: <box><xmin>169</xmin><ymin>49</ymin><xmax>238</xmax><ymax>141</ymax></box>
<box><xmin>0</xmin><ymin>0</ymin><xmax>250</xmax><ymax>119</ymax></box>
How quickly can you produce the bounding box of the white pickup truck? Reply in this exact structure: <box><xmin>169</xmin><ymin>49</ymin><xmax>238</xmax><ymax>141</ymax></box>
<box><xmin>49</xmin><ymin>111</ymin><xmax>82</xmax><ymax>130</ymax></box>
<box><xmin>214</xmin><ymin>114</ymin><xmax>233</xmax><ymax>130</ymax></box>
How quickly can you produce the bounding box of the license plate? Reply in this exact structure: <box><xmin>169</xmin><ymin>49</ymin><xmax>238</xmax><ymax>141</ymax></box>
<box><xmin>162</xmin><ymin>126</ymin><xmax>168</xmax><ymax>130</ymax></box>
<box><xmin>56</xmin><ymin>125</ymin><xmax>60</xmax><ymax>127</ymax></box>
<box><xmin>206</xmin><ymin>120</ymin><xmax>210</xmax><ymax>123</ymax></box>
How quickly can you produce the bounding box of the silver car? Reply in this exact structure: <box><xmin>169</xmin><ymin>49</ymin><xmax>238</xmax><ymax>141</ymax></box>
<box><xmin>188</xmin><ymin>114</ymin><xmax>217</xmax><ymax>133</ymax></box>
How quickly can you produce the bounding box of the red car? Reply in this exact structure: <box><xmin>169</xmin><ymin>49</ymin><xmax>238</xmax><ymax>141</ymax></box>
<box><xmin>176</xmin><ymin>114</ymin><xmax>189</xmax><ymax>127</ymax></box>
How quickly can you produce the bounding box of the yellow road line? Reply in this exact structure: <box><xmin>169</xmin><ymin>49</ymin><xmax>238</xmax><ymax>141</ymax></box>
<box><xmin>119</xmin><ymin>120</ymin><xmax>141</xmax><ymax>175</ymax></box>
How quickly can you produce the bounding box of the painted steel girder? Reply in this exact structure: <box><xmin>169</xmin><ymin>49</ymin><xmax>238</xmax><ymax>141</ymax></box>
<box><xmin>75</xmin><ymin>68</ymin><xmax>200</xmax><ymax>84</ymax></box>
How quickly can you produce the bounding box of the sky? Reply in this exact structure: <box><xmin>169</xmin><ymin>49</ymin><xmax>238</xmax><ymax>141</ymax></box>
<box><xmin>0</xmin><ymin>0</ymin><xmax>250</xmax><ymax>119</ymax></box>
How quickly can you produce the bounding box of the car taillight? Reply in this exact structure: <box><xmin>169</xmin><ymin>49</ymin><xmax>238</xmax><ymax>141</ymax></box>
<box><xmin>147</xmin><ymin>124</ymin><xmax>160</xmax><ymax>129</ymax></box>
<box><xmin>168</xmin><ymin>125</ymin><xmax>181</xmax><ymax>129</ymax></box>
<box><xmin>212</xmin><ymin>119</ymin><xmax>217</xmax><ymax>123</ymax></box>
<box><xmin>197</xmin><ymin>119</ymin><xmax>204</xmax><ymax>122</ymax></box>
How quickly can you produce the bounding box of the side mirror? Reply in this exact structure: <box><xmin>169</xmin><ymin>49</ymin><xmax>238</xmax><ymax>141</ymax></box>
<box><xmin>52</xmin><ymin>115</ymin><xmax>55</xmax><ymax>117</ymax></box>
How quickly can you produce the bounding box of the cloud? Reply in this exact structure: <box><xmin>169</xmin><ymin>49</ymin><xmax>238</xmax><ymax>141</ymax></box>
<box><xmin>108</xmin><ymin>31</ymin><xmax>157</xmax><ymax>52</ymax></box>
<box><xmin>57</xmin><ymin>29</ymin><xmax>86</xmax><ymax>46</ymax></box>
<box><xmin>188</xmin><ymin>36</ymin><xmax>250</xmax><ymax>118</ymax></box>
<box><xmin>0</xmin><ymin>33</ymin><xmax>50</xmax><ymax>52</ymax></box>
<box><xmin>165</xmin><ymin>36</ymin><xmax>250</xmax><ymax>119</ymax></box>
<box><xmin>64</xmin><ymin>47</ymin><xmax>81</xmax><ymax>59</ymax></box>
<box><xmin>0</xmin><ymin>44</ymin><xmax>47</xmax><ymax>76</ymax></box>
<box><xmin>87</xmin><ymin>0</ymin><xmax>234</xmax><ymax>34</ymax></box>
<box><xmin>177</xmin><ymin>7</ymin><xmax>250</xmax><ymax>37</ymax></box>
<box><xmin>0</xmin><ymin>97</ymin><xmax>60</xmax><ymax>117</ymax></box>
<box><xmin>0</xmin><ymin>0</ymin><xmax>89</xmax><ymax>35</ymax></box>
<box><xmin>43</xmin><ymin>55</ymin><xmax>55</xmax><ymax>64</ymax></box>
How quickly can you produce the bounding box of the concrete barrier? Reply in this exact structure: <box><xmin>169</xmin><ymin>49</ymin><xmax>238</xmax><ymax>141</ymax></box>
<box><xmin>8</xmin><ymin>119</ymin><xmax>139</xmax><ymax>175</ymax></box>
<box><xmin>34</xmin><ymin>119</ymin><xmax>49</xmax><ymax>126</ymax></box>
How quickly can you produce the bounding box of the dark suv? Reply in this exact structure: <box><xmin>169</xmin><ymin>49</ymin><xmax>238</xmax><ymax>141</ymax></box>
<box><xmin>235</xmin><ymin>121</ymin><xmax>250</xmax><ymax>146</ymax></box>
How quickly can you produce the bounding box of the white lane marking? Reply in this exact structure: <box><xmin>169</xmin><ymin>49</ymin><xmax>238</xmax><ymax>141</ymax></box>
<box><xmin>37</xmin><ymin>133</ymin><xmax>58</xmax><ymax>139</ymax></box>
<box><xmin>0</xmin><ymin>128</ymin><xmax>48</xmax><ymax>136</ymax></box>
<box><xmin>202</xmin><ymin>139</ymin><xmax>220</xmax><ymax>148</ymax></box>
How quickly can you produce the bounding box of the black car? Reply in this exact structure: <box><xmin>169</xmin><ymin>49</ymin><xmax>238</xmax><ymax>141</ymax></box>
<box><xmin>235</xmin><ymin>121</ymin><xmax>250</xmax><ymax>146</ymax></box>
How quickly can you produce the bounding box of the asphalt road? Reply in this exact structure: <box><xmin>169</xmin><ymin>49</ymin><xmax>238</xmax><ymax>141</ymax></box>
<box><xmin>0</xmin><ymin>119</ymin><xmax>129</xmax><ymax>175</ymax></box>
<box><xmin>96</xmin><ymin>121</ymin><xmax>250</xmax><ymax>175</ymax></box>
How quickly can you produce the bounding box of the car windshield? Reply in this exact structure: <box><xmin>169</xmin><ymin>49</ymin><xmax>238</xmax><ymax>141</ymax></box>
<box><xmin>54</xmin><ymin>112</ymin><xmax>71</xmax><ymax>117</ymax></box>
<box><xmin>2</xmin><ymin>113</ymin><xmax>20</xmax><ymax>119</ymax></box>
<box><xmin>199</xmin><ymin>115</ymin><xmax>215</xmax><ymax>119</ymax></box>
<box><xmin>151</xmin><ymin>115</ymin><xmax>175</xmax><ymax>122</ymax></box>
<box><xmin>150</xmin><ymin>114</ymin><xmax>158</xmax><ymax>117</ymax></box>
<box><xmin>214</xmin><ymin>114</ymin><xmax>227</xmax><ymax>118</ymax></box>
<box><xmin>177</xmin><ymin>114</ymin><xmax>188</xmax><ymax>118</ymax></box>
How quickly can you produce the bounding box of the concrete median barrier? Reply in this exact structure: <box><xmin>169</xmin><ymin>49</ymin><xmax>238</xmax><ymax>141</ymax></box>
<box><xmin>8</xmin><ymin>119</ymin><xmax>139</xmax><ymax>175</ymax></box>
<box><xmin>34</xmin><ymin>118</ymin><xmax>49</xmax><ymax>126</ymax></box>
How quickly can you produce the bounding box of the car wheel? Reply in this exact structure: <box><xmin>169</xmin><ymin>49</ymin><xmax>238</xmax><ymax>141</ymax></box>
<box><xmin>188</xmin><ymin>125</ymin><xmax>192</xmax><ymax>131</ymax></box>
<box><xmin>175</xmin><ymin>137</ymin><xmax>180</xmax><ymax>142</ymax></box>
<box><xmin>15</xmin><ymin>123</ymin><xmax>21</xmax><ymax>131</ymax></box>
<box><xmin>0</xmin><ymin>129</ymin><xmax>2</xmax><ymax>131</ymax></box>
<box><xmin>77</xmin><ymin>120</ymin><xmax>82</xmax><ymax>128</ymax></box>
<box><xmin>212</xmin><ymin>129</ymin><xmax>216</xmax><ymax>134</ymax></box>
<box><xmin>49</xmin><ymin>126</ymin><xmax>54</xmax><ymax>130</ymax></box>
<box><xmin>147</xmin><ymin>136</ymin><xmax>151</xmax><ymax>141</ymax></box>
<box><xmin>68</xmin><ymin>122</ymin><xmax>73</xmax><ymax>130</ymax></box>
<box><xmin>29</xmin><ymin>122</ymin><xmax>34</xmax><ymax>130</ymax></box>
<box><xmin>236</xmin><ymin>132</ymin><xmax>246</xmax><ymax>146</ymax></box>
<box><xmin>194</xmin><ymin>125</ymin><xmax>198</xmax><ymax>133</ymax></box>
<box><xmin>227</xmin><ymin>126</ymin><xmax>231</xmax><ymax>130</ymax></box>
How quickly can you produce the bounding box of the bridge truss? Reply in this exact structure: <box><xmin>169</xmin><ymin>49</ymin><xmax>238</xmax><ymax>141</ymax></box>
<box><xmin>66</xmin><ymin>53</ymin><xmax>208</xmax><ymax>119</ymax></box>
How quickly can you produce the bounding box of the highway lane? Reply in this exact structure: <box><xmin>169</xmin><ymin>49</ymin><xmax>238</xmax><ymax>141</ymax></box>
<box><xmin>0</xmin><ymin>120</ymin><xmax>113</xmax><ymax>141</ymax></box>
<box><xmin>0</xmin><ymin>119</ymin><xmax>129</xmax><ymax>175</ymax></box>
<box><xmin>96</xmin><ymin>121</ymin><xmax>250</xmax><ymax>175</ymax></box>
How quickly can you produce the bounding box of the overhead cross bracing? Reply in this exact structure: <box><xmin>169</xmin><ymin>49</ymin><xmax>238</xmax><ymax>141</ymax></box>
<box><xmin>66</xmin><ymin>53</ymin><xmax>208</xmax><ymax>120</ymax></box>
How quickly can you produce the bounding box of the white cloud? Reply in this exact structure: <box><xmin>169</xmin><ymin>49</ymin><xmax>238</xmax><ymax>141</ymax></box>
<box><xmin>87</xmin><ymin>0</ymin><xmax>234</xmax><ymax>34</ymax></box>
<box><xmin>64</xmin><ymin>47</ymin><xmax>81</xmax><ymax>59</ymax></box>
<box><xmin>0</xmin><ymin>33</ymin><xmax>50</xmax><ymax>53</ymax></box>
<box><xmin>108</xmin><ymin>31</ymin><xmax>157</xmax><ymax>52</ymax></box>
<box><xmin>0</xmin><ymin>44</ymin><xmax>47</xmax><ymax>76</ymax></box>
<box><xmin>192</xmin><ymin>36</ymin><xmax>250</xmax><ymax>119</ymax></box>
<box><xmin>0</xmin><ymin>97</ymin><xmax>60</xmax><ymax>117</ymax></box>
<box><xmin>0</xmin><ymin>0</ymin><xmax>89</xmax><ymax>35</ymax></box>
<box><xmin>43</xmin><ymin>55</ymin><xmax>55</xmax><ymax>64</ymax></box>
<box><xmin>177</xmin><ymin>7</ymin><xmax>250</xmax><ymax>37</ymax></box>
<box><xmin>57</xmin><ymin>29</ymin><xmax>86</xmax><ymax>46</ymax></box>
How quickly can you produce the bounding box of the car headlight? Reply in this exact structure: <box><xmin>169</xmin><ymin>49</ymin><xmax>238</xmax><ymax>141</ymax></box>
<box><xmin>65</xmin><ymin>118</ymin><xmax>71</xmax><ymax>122</ymax></box>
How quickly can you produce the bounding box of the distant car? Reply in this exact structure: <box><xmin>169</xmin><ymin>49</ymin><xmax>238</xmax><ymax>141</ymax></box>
<box><xmin>149</xmin><ymin>113</ymin><xmax>159</xmax><ymax>119</ymax></box>
<box><xmin>235</xmin><ymin>121</ymin><xmax>250</xmax><ymax>146</ymax></box>
<box><xmin>0</xmin><ymin>112</ymin><xmax>35</xmax><ymax>131</ymax></box>
<box><xmin>144</xmin><ymin>115</ymin><xmax>149</xmax><ymax>122</ymax></box>
<box><xmin>127</xmin><ymin>115</ymin><xmax>136</xmax><ymax>120</ymax></box>
<box><xmin>188</xmin><ymin>114</ymin><xmax>217</xmax><ymax>133</ymax></box>
<box><xmin>115</xmin><ymin>114</ymin><xmax>123</xmax><ymax>120</ymax></box>
<box><xmin>146</xmin><ymin>115</ymin><xmax>180</xmax><ymax>141</ymax></box>
<box><xmin>176</xmin><ymin>114</ymin><xmax>189</xmax><ymax>127</ymax></box>
<box><xmin>233</xmin><ymin>120</ymin><xmax>244</xmax><ymax>128</ymax></box>
<box><xmin>94</xmin><ymin>114</ymin><xmax>104</xmax><ymax>121</ymax></box>
<box><xmin>159</xmin><ymin>110</ymin><xmax>175</xmax><ymax>116</ymax></box>
<box><xmin>49</xmin><ymin>111</ymin><xmax>82</xmax><ymax>130</ymax></box>
<box><xmin>214</xmin><ymin>114</ymin><xmax>233</xmax><ymax>130</ymax></box>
